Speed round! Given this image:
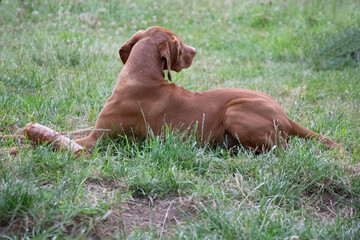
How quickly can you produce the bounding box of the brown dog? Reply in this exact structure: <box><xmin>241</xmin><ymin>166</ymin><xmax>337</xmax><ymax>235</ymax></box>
<box><xmin>75</xmin><ymin>26</ymin><xmax>341</xmax><ymax>153</ymax></box>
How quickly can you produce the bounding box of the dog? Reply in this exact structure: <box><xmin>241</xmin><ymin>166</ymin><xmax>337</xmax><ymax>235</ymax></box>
<box><xmin>75</xmin><ymin>26</ymin><xmax>342</xmax><ymax>153</ymax></box>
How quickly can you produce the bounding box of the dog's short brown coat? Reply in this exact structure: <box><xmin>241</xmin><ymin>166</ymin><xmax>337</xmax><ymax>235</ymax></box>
<box><xmin>75</xmin><ymin>26</ymin><xmax>341</xmax><ymax>153</ymax></box>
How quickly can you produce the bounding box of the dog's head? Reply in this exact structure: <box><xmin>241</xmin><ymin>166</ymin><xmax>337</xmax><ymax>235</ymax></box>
<box><xmin>119</xmin><ymin>26</ymin><xmax>197</xmax><ymax>81</ymax></box>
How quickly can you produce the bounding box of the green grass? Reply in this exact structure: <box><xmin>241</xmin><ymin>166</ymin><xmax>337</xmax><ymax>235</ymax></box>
<box><xmin>1</xmin><ymin>0</ymin><xmax>360</xmax><ymax>239</ymax></box>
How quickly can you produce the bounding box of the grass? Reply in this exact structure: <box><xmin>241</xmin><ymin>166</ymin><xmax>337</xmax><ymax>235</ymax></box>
<box><xmin>1</xmin><ymin>0</ymin><xmax>360</xmax><ymax>238</ymax></box>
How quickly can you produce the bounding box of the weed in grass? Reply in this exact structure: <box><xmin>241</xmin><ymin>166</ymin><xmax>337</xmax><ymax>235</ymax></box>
<box><xmin>0</xmin><ymin>178</ymin><xmax>38</xmax><ymax>226</ymax></box>
<box><xmin>174</xmin><ymin>202</ymin><xmax>360</xmax><ymax>239</ymax></box>
<box><xmin>313</xmin><ymin>28</ymin><xmax>360</xmax><ymax>70</ymax></box>
<box><xmin>98</xmin><ymin>125</ymin><xmax>215</xmax><ymax>196</ymax></box>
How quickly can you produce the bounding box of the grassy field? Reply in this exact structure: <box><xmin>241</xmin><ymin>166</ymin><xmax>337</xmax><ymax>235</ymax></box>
<box><xmin>1</xmin><ymin>0</ymin><xmax>360</xmax><ymax>239</ymax></box>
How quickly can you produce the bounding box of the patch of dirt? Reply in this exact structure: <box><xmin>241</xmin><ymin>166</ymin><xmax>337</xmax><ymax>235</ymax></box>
<box><xmin>92</xmin><ymin>196</ymin><xmax>197</xmax><ymax>239</ymax></box>
<box><xmin>346</xmin><ymin>162</ymin><xmax>360</xmax><ymax>176</ymax></box>
<box><xmin>305</xmin><ymin>190</ymin><xmax>357</xmax><ymax>221</ymax></box>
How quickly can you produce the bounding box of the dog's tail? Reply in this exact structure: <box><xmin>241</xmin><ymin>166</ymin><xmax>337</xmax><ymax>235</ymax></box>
<box><xmin>288</xmin><ymin>119</ymin><xmax>343</xmax><ymax>151</ymax></box>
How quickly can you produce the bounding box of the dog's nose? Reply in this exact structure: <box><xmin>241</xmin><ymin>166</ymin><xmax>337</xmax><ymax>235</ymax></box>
<box><xmin>191</xmin><ymin>47</ymin><xmax>197</xmax><ymax>55</ymax></box>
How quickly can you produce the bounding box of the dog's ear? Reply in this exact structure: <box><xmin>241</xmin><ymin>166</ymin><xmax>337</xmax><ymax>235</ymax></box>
<box><xmin>119</xmin><ymin>30</ymin><xmax>144</xmax><ymax>65</ymax></box>
<box><xmin>158</xmin><ymin>41</ymin><xmax>172</xmax><ymax>81</ymax></box>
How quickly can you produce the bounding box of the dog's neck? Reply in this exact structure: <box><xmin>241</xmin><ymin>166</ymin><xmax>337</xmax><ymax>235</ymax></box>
<box><xmin>120</xmin><ymin>41</ymin><xmax>168</xmax><ymax>85</ymax></box>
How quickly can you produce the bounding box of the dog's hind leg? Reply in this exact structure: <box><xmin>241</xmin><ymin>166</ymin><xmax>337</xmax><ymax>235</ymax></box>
<box><xmin>223</xmin><ymin>99</ymin><xmax>291</xmax><ymax>153</ymax></box>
